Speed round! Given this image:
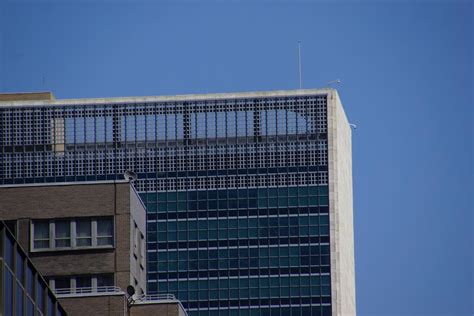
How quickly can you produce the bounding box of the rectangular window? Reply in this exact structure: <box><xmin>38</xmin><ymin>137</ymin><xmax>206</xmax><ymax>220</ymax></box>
<box><xmin>55</xmin><ymin>220</ymin><xmax>71</xmax><ymax>248</ymax></box>
<box><xmin>76</xmin><ymin>276</ymin><xmax>92</xmax><ymax>289</ymax></box>
<box><xmin>133</xmin><ymin>222</ymin><xmax>139</xmax><ymax>258</ymax></box>
<box><xmin>16</xmin><ymin>250</ymin><xmax>25</xmax><ymax>282</ymax></box>
<box><xmin>36</xmin><ymin>280</ymin><xmax>45</xmax><ymax>311</ymax></box>
<box><xmin>47</xmin><ymin>293</ymin><xmax>54</xmax><ymax>316</ymax></box>
<box><xmin>4</xmin><ymin>270</ymin><xmax>13</xmax><ymax>316</ymax></box>
<box><xmin>121</xmin><ymin>114</ymin><xmax>184</xmax><ymax>141</ymax></box>
<box><xmin>65</xmin><ymin>117</ymin><xmax>113</xmax><ymax>144</ymax></box>
<box><xmin>76</xmin><ymin>219</ymin><xmax>92</xmax><ymax>247</ymax></box>
<box><xmin>33</xmin><ymin>222</ymin><xmax>50</xmax><ymax>249</ymax></box>
<box><xmin>97</xmin><ymin>274</ymin><xmax>114</xmax><ymax>288</ymax></box>
<box><xmin>32</xmin><ymin>217</ymin><xmax>113</xmax><ymax>251</ymax></box>
<box><xmin>97</xmin><ymin>219</ymin><xmax>113</xmax><ymax>246</ymax></box>
<box><xmin>27</xmin><ymin>264</ymin><xmax>34</xmax><ymax>297</ymax></box>
<box><xmin>51</xmin><ymin>274</ymin><xmax>114</xmax><ymax>294</ymax></box>
<box><xmin>54</xmin><ymin>278</ymin><xmax>70</xmax><ymax>290</ymax></box>
<box><xmin>140</xmin><ymin>233</ymin><xmax>146</xmax><ymax>269</ymax></box>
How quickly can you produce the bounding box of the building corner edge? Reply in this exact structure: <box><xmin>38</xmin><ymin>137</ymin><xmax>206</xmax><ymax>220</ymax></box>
<box><xmin>327</xmin><ymin>90</ymin><xmax>356</xmax><ymax>316</ymax></box>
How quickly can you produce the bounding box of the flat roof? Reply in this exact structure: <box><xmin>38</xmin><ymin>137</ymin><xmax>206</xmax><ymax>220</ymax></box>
<box><xmin>0</xmin><ymin>180</ymin><xmax>147</xmax><ymax>209</ymax></box>
<box><xmin>0</xmin><ymin>88</ymin><xmax>334</xmax><ymax>108</ymax></box>
<box><xmin>0</xmin><ymin>180</ymin><xmax>130</xmax><ymax>189</ymax></box>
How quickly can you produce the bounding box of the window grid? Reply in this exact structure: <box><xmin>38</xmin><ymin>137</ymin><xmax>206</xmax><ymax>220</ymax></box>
<box><xmin>31</xmin><ymin>217</ymin><xmax>114</xmax><ymax>251</ymax></box>
<box><xmin>1</xmin><ymin>94</ymin><xmax>331</xmax><ymax>316</ymax></box>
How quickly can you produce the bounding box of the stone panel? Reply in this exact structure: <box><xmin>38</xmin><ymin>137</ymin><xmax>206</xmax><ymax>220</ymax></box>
<box><xmin>328</xmin><ymin>90</ymin><xmax>356</xmax><ymax>315</ymax></box>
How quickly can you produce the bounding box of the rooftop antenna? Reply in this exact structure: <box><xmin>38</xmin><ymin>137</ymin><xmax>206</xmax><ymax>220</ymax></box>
<box><xmin>327</xmin><ymin>79</ymin><xmax>341</xmax><ymax>86</ymax></box>
<box><xmin>297</xmin><ymin>41</ymin><xmax>302</xmax><ymax>89</ymax></box>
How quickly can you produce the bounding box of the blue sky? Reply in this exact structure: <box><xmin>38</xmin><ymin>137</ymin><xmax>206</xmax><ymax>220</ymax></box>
<box><xmin>0</xmin><ymin>0</ymin><xmax>472</xmax><ymax>315</ymax></box>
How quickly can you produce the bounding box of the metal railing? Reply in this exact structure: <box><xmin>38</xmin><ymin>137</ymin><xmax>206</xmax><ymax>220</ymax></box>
<box><xmin>55</xmin><ymin>286</ymin><xmax>122</xmax><ymax>296</ymax></box>
<box><xmin>136</xmin><ymin>293</ymin><xmax>177</xmax><ymax>302</ymax></box>
<box><xmin>133</xmin><ymin>293</ymin><xmax>188</xmax><ymax>315</ymax></box>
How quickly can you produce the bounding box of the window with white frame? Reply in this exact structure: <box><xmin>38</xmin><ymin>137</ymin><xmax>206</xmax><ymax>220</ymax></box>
<box><xmin>50</xmin><ymin>274</ymin><xmax>114</xmax><ymax>294</ymax></box>
<box><xmin>32</xmin><ymin>217</ymin><xmax>114</xmax><ymax>251</ymax></box>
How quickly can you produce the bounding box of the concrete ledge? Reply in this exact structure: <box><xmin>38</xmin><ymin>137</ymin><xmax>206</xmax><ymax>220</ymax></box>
<box><xmin>0</xmin><ymin>88</ymin><xmax>334</xmax><ymax>107</ymax></box>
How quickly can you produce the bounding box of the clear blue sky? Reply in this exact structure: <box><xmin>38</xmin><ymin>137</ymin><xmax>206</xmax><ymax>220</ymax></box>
<box><xmin>1</xmin><ymin>0</ymin><xmax>472</xmax><ymax>315</ymax></box>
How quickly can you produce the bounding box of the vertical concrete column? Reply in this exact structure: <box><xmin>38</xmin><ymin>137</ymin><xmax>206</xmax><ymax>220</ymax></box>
<box><xmin>328</xmin><ymin>90</ymin><xmax>356</xmax><ymax>316</ymax></box>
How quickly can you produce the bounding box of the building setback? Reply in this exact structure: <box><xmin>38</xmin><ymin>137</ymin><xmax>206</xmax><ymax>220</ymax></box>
<box><xmin>0</xmin><ymin>88</ymin><xmax>356</xmax><ymax>316</ymax></box>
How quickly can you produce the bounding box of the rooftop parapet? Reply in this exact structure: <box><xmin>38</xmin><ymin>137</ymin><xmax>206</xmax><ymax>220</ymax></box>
<box><xmin>0</xmin><ymin>91</ymin><xmax>55</xmax><ymax>101</ymax></box>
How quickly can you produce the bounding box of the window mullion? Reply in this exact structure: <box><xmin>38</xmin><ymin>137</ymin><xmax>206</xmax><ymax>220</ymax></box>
<box><xmin>71</xmin><ymin>220</ymin><xmax>76</xmax><ymax>248</ymax></box>
<box><xmin>30</xmin><ymin>222</ymin><xmax>35</xmax><ymax>250</ymax></box>
<box><xmin>92</xmin><ymin>219</ymin><xmax>98</xmax><ymax>247</ymax></box>
<box><xmin>71</xmin><ymin>278</ymin><xmax>76</xmax><ymax>293</ymax></box>
<box><xmin>92</xmin><ymin>276</ymin><xmax>97</xmax><ymax>291</ymax></box>
<box><xmin>49</xmin><ymin>221</ymin><xmax>55</xmax><ymax>249</ymax></box>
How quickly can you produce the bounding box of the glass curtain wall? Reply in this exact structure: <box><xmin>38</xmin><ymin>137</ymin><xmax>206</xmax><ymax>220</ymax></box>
<box><xmin>0</xmin><ymin>94</ymin><xmax>330</xmax><ymax>316</ymax></box>
<box><xmin>1</xmin><ymin>221</ymin><xmax>67</xmax><ymax>316</ymax></box>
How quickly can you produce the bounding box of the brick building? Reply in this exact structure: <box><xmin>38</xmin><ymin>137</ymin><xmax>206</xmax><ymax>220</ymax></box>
<box><xmin>0</xmin><ymin>180</ymin><xmax>187</xmax><ymax>316</ymax></box>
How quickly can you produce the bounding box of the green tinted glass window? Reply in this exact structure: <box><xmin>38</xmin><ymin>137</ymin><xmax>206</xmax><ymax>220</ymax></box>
<box><xmin>320</xmin><ymin>196</ymin><xmax>329</xmax><ymax>205</ymax></box>
<box><xmin>298</xmin><ymin>187</ymin><xmax>308</xmax><ymax>196</ymax></box>
<box><xmin>177</xmin><ymin>192</ymin><xmax>186</xmax><ymax>201</ymax></box>
<box><xmin>157</xmin><ymin>193</ymin><xmax>167</xmax><ymax>202</ymax></box>
<box><xmin>319</xmin><ymin>186</ymin><xmax>329</xmax><ymax>195</ymax></box>
<box><xmin>278</xmin><ymin>197</ymin><xmax>288</xmax><ymax>207</ymax></box>
<box><xmin>288</xmin><ymin>187</ymin><xmax>298</xmax><ymax>196</ymax></box>
<box><xmin>268</xmin><ymin>198</ymin><xmax>278</xmax><ymax>207</ymax></box>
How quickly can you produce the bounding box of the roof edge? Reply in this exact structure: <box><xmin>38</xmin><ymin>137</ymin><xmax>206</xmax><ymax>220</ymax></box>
<box><xmin>0</xmin><ymin>180</ymin><xmax>129</xmax><ymax>189</ymax></box>
<box><xmin>0</xmin><ymin>88</ymin><xmax>335</xmax><ymax>107</ymax></box>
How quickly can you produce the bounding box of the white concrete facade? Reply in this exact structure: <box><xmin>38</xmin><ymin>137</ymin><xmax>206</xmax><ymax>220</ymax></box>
<box><xmin>327</xmin><ymin>90</ymin><xmax>356</xmax><ymax>315</ymax></box>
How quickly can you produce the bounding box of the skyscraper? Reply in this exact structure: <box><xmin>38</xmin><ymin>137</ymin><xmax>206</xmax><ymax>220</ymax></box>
<box><xmin>0</xmin><ymin>88</ymin><xmax>355</xmax><ymax>316</ymax></box>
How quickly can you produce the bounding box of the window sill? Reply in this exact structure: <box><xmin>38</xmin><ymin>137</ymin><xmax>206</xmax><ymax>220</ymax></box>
<box><xmin>30</xmin><ymin>245</ymin><xmax>115</xmax><ymax>253</ymax></box>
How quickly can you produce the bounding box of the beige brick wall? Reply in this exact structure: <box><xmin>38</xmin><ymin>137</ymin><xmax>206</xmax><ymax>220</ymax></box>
<box><xmin>32</xmin><ymin>251</ymin><xmax>116</xmax><ymax>277</ymax></box>
<box><xmin>58</xmin><ymin>295</ymin><xmax>186</xmax><ymax>316</ymax></box>
<box><xmin>0</xmin><ymin>182</ymin><xmax>143</xmax><ymax>293</ymax></box>
<box><xmin>131</xmin><ymin>303</ymin><xmax>183</xmax><ymax>316</ymax></box>
<box><xmin>0</xmin><ymin>183</ymin><xmax>120</xmax><ymax>220</ymax></box>
<box><xmin>59</xmin><ymin>295</ymin><xmax>126</xmax><ymax>316</ymax></box>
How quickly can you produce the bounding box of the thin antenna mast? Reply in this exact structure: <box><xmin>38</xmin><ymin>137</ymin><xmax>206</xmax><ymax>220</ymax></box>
<box><xmin>297</xmin><ymin>41</ymin><xmax>302</xmax><ymax>89</ymax></box>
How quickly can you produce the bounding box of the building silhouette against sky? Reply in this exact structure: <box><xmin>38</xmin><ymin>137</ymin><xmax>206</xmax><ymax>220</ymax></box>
<box><xmin>0</xmin><ymin>88</ymin><xmax>356</xmax><ymax>316</ymax></box>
